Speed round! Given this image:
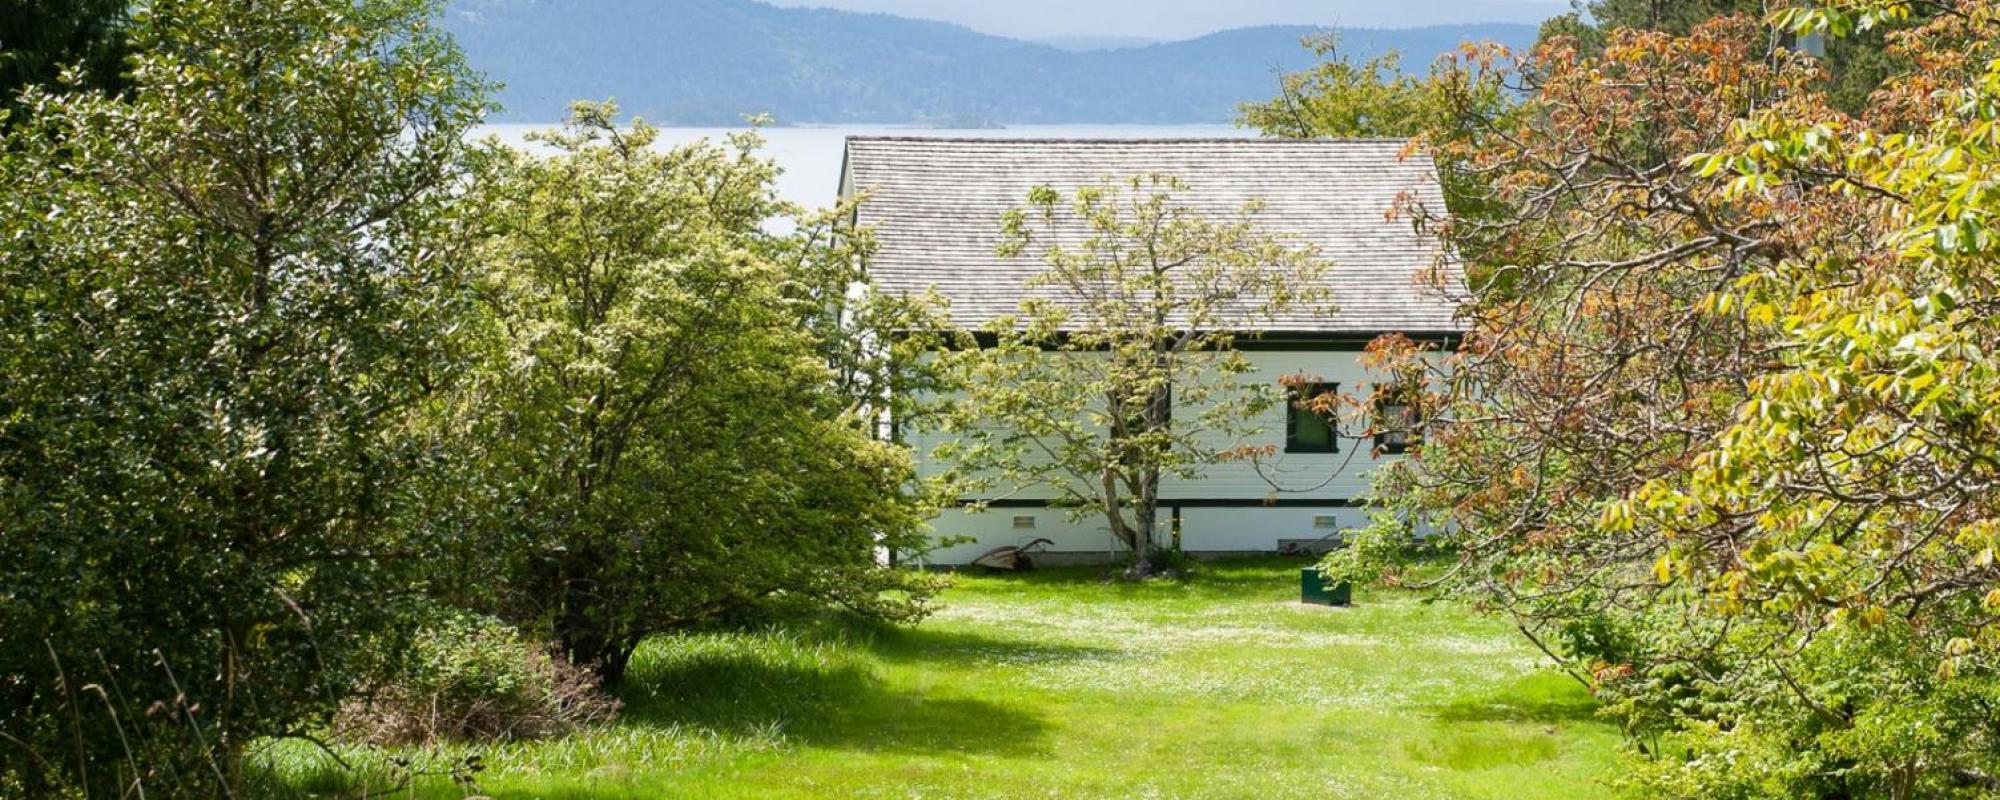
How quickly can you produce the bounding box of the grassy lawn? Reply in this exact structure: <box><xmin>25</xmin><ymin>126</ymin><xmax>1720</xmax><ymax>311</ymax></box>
<box><xmin>262</xmin><ymin>557</ymin><xmax>1622</xmax><ymax>799</ymax></box>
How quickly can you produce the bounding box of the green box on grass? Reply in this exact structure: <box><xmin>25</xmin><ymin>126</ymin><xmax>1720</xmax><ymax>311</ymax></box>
<box><xmin>1300</xmin><ymin>567</ymin><xmax>1352</xmax><ymax>606</ymax></box>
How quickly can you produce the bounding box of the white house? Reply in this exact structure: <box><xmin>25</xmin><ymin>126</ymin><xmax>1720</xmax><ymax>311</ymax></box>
<box><xmin>839</xmin><ymin>137</ymin><xmax>1464</xmax><ymax>565</ymax></box>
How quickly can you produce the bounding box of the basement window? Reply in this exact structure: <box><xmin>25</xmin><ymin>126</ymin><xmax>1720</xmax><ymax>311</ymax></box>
<box><xmin>1012</xmin><ymin>515</ymin><xmax>1037</xmax><ymax>530</ymax></box>
<box><xmin>1285</xmin><ymin>382</ymin><xmax>1338</xmax><ymax>454</ymax></box>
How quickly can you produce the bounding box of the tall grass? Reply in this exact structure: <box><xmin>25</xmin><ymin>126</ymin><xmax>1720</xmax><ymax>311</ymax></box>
<box><xmin>250</xmin><ymin>558</ymin><xmax>1620</xmax><ymax>799</ymax></box>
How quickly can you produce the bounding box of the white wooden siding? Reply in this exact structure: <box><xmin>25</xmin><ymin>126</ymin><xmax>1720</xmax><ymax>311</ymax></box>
<box><xmin>905</xmin><ymin>349</ymin><xmax>1399</xmax><ymax>503</ymax></box>
<box><xmin>905</xmin><ymin>347</ymin><xmax>1421</xmax><ymax>564</ymax></box>
<box><xmin>918</xmin><ymin>504</ymin><xmax>1377</xmax><ymax>564</ymax></box>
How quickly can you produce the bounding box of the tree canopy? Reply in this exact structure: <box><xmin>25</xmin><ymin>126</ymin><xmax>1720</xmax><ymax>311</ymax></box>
<box><xmin>1540</xmin><ymin>0</ymin><xmax>1926</xmax><ymax>114</ymax></box>
<box><xmin>0</xmin><ymin>0</ymin><xmax>130</xmax><ymax>116</ymax></box>
<box><xmin>1311</xmin><ymin>1</ymin><xmax>2000</xmax><ymax>794</ymax></box>
<box><xmin>0</xmin><ymin>3</ymin><xmax>948</xmax><ymax>795</ymax></box>
<box><xmin>0</xmin><ymin>0</ymin><xmax>487</xmax><ymax>792</ymax></box>
<box><xmin>451</xmin><ymin>104</ymin><xmax>943</xmax><ymax>684</ymax></box>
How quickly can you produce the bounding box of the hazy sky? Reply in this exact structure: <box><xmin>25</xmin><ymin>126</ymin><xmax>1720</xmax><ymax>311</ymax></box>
<box><xmin>762</xmin><ymin>0</ymin><xmax>1571</xmax><ymax>40</ymax></box>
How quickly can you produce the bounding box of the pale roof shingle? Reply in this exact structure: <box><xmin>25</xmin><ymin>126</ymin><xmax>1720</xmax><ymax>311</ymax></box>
<box><xmin>841</xmin><ymin>137</ymin><xmax>1466</xmax><ymax>335</ymax></box>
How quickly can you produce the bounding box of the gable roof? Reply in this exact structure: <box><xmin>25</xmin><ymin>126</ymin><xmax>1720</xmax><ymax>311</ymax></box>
<box><xmin>840</xmin><ymin>137</ymin><xmax>1465</xmax><ymax>335</ymax></box>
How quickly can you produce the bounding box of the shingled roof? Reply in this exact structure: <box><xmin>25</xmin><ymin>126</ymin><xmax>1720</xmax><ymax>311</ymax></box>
<box><xmin>839</xmin><ymin>137</ymin><xmax>1465</xmax><ymax>335</ymax></box>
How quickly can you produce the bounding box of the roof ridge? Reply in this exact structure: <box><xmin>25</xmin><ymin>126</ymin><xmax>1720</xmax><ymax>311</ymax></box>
<box><xmin>844</xmin><ymin>136</ymin><xmax>1415</xmax><ymax>145</ymax></box>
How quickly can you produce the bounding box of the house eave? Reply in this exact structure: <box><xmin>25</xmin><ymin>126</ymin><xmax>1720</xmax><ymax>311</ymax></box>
<box><xmin>889</xmin><ymin>328</ymin><xmax>1465</xmax><ymax>351</ymax></box>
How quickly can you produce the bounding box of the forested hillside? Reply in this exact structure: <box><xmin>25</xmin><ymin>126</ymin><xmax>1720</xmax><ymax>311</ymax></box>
<box><xmin>445</xmin><ymin>0</ymin><xmax>1537</xmax><ymax>123</ymax></box>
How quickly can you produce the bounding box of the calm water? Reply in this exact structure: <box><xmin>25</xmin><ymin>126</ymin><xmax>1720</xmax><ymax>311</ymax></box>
<box><xmin>476</xmin><ymin>124</ymin><xmax>1251</xmax><ymax>210</ymax></box>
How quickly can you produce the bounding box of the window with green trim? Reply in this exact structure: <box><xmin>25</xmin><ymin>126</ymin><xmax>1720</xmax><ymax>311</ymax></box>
<box><xmin>1285</xmin><ymin>382</ymin><xmax>1338</xmax><ymax>453</ymax></box>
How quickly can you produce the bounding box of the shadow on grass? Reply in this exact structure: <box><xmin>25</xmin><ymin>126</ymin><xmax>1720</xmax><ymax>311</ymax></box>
<box><xmin>866</xmin><ymin>623</ymin><xmax>1121</xmax><ymax>668</ymax></box>
<box><xmin>711</xmin><ymin>603</ymin><xmax>1124</xmax><ymax>670</ymax></box>
<box><xmin>1431</xmin><ymin>673</ymin><xmax>1603</xmax><ymax>726</ymax></box>
<box><xmin>954</xmin><ymin>554</ymin><xmax>1315</xmax><ymax>596</ymax></box>
<box><xmin>616</xmin><ymin>627</ymin><xmax>1054</xmax><ymax>757</ymax></box>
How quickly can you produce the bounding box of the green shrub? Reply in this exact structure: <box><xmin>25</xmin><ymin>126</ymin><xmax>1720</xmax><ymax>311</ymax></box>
<box><xmin>0</xmin><ymin>0</ymin><xmax>485</xmax><ymax>793</ymax></box>
<box><xmin>338</xmin><ymin>612</ymin><xmax>620</xmax><ymax>745</ymax></box>
<box><xmin>456</xmin><ymin>105</ymin><xmax>945</xmax><ymax>685</ymax></box>
<box><xmin>1145</xmin><ymin>544</ymin><xmax>1197</xmax><ymax>578</ymax></box>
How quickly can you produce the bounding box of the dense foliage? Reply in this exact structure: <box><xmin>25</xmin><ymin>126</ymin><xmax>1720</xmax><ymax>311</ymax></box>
<box><xmin>932</xmin><ymin>177</ymin><xmax>1331</xmax><ymax>576</ymax></box>
<box><xmin>1540</xmin><ymin>0</ymin><xmax>1923</xmax><ymax>114</ymax></box>
<box><xmin>0</xmin><ymin>0</ymin><xmax>130</xmax><ymax>116</ymax></box>
<box><xmin>335</xmin><ymin>610</ymin><xmax>620</xmax><ymax>744</ymax></box>
<box><xmin>1239</xmin><ymin>38</ymin><xmax>1451</xmax><ymax>139</ymax></box>
<box><xmin>1282</xmin><ymin>0</ymin><xmax>2000</xmax><ymax>795</ymax></box>
<box><xmin>450</xmin><ymin>104</ymin><xmax>943</xmax><ymax>684</ymax></box>
<box><xmin>0</xmin><ymin>0</ymin><xmax>487</xmax><ymax>793</ymax></box>
<box><xmin>0</xmin><ymin>2</ymin><xmax>950</xmax><ymax>795</ymax></box>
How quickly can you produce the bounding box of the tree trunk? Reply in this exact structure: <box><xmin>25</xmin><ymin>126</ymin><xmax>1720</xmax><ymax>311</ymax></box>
<box><xmin>1127</xmin><ymin>493</ymin><xmax>1156</xmax><ymax>578</ymax></box>
<box><xmin>1098</xmin><ymin>465</ymin><xmax>1155</xmax><ymax>579</ymax></box>
<box><xmin>596</xmin><ymin>640</ymin><xmax>637</xmax><ymax>687</ymax></box>
<box><xmin>1122</xmin><ymin>380</ymin><xmax>1172</xmax><ymax>579</ymax></box>
<box><xmin>562</xmin><ymin>617</ymin><xmax>636</xmax><ymax>687</ymax></box>
<box><xmin>557</xmin><ymin>547</ymin><xmax>634</xmax><ymax>687</ymax></box>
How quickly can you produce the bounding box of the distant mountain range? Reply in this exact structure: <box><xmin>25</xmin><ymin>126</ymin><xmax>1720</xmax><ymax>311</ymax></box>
<box><xmin>445</xmin><ymin>0</ymin><xmax>1540</xmax><ymax>125</ymax></box>
<box><xmin>1034</xmin><ymin>35</ymin><xmax>1162</xmax><ymax>52</ymax></box>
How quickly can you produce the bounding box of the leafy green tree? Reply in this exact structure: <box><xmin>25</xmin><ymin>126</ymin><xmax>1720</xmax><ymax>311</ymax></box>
<box><xmin>1240</xmin><ymin>35</ymin><xmax>1517</xmax><ymax>256</ymax></box>
<box><xmin>1611</xmin><ymin>1</ymin><xmax>2000</xmax><ymax>794</ymax></box>
<box><xmin>458</xmin><ymin>103</ymin><xmax>942</xmax><ymax>684</ymax></box>
<box><xmin>1341</xmin><ymin>3</ymin><xmax>2000</xmax><ymax>794</ymax></box>
<box><xmin>932</xmin><ymin>177</ymin><xmax>1330</xmax><ymax>577</ymax></box>
<box><xmin>1239</xmin><ymin>38</ymin><xmax>1434</xmax><ymax>139</ymax></box>
<box><xmin>0</xmin><ymin>0</ymin><xmax>130</xmax><ymax>115</ymax></box>
<box><xmin>0</xmin><ymin>0</ymin><xmax>486</xmax><ymax>793</ymax></box>
<box><xmin>1575</xmin><ymin>0</ymin><xmax>1761</xmax><ymax>32</ymax></box>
